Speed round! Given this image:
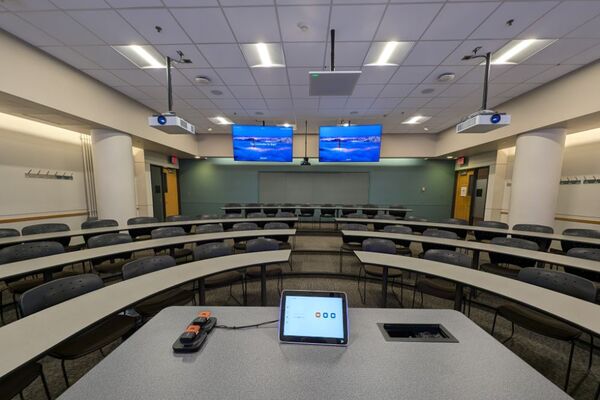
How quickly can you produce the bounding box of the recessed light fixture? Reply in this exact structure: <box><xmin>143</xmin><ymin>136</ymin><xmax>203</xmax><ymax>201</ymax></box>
<box><xmin>112</xmin><ymin>45</ymin><xmax>165</xmax><ymax>69</ymax></box>
<box><xmin>241</xmin><ymin>43</ymin><xmax>285</xmax><ymax>68</ymax></box>
<box><xmin>208</xmin><ymin>116</ymin><xmax>234</xmax><ymax>125</ymax></box>
<box><xmin>423</xmin><ymin>127</ymin><xmax>429</xmax><ymax>131</ymax></box>
<box><xmin>365</xmin><ymin>41</ymin><xmax>414</xmax><ymax>66</ymax></box>
<box><xmin>255</xmin><ymin>112</ymin><xmax>264</xmax><ymax>116</ymax></box>
<box><xmin>297</xmin><ymin>22</ymin><xmax>309</xmax><ymax>32</ymax></box>
<box><xmin>278</xmin><ymin>122</ymin><xmax>296</xmax><ymax>130</ymax></box>
<box><xmin>491</xmin><ymin>39</ymin><xmax>555</xmax><ymax>65</ymax></box>
<box><xmin>207</xmin><ymin>127</ymin><xmax>213</xmax><ymax>132</ymax></box>
<box><xmin>446</xmin><ymin>155</ymin><xmax>455</xmax><ymax>159</ymax></box>
<box><xmin>210</xmin><ymin>90</ymin><xmax>223</xmax><ymax>96</ymax></box>
<box><xmin>437</xmin><ymin>73</ymin><xmax>455</xmax><ymax>82</ymax></box>
<box><xmin>194</xmin><ymin>155</ymin><xmax>201</xmax><ymax>159</ymax></box>
<box><xmin>350</xmin><ymin>111</ymin><xmax>359</xmax><ymax>115</ymax></box>
<box><xmin>402</xmin><ymin>115</ymin><xmax>431</xmax><ymax>125</ymax></box>
<box><xmin>421</xmin><ymin>88</ymin><xmax>435</xmax><ymax>94</ymax></box>
<box><xmin>194</xmin><ymin>76</ymin><xmax>211</xmax><ymax>84</ymax></box>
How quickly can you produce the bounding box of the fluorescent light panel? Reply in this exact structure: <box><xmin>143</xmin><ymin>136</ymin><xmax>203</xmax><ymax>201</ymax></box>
<box><xmin>402</xmin><ymin>116</ymin><xmax>431</xmax><ymax>125</ymax></box>
<box><xmin>241</xmin><ymin>43</ymin><xmax>285</xmax><ymax>68</ymax></box>
<box><xmin>365</xmin><ymin>41</ymin><xmax>414</xmax><ymax>66</ymax></box>
<box><xmin>208</xmin><ymin>116</ymin><xmax>234</xmax><ymax>125</ymax></box>
<box><xmin>112</xmin><ymin>45</ymin><xmax>165</xmax><ymax>69</ymax></box>
<box><xmin>491</xmin><ymin>39</ymin><xmax>555</xmax><ymax>65</ymax></box>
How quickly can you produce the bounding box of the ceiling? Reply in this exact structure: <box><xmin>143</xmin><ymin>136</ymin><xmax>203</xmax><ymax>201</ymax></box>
<box><xmin>1</xmin><ymin>0</ymin><xmax>600</xmax><ymax>135</ymax></box>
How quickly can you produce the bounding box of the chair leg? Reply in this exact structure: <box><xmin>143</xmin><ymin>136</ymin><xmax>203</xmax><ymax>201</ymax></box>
<box><xmin>40</xmin><ymin>369</ymin><xmax>52</xmax><ymax>400</ymax></box>
<box><xmin>501</xmin><ymin>322</ymin><xmax>515</xmax><ymax>344</ymax></box>
<box><xmin>339</xmin><ymin>249</ymin><xmax>343</xmax><ymax>273</ymax></box>
<box><xmin>61</xmin><ymin>359</ymin><xmax>70</xmax><ymax>387</ymax></box>
<box><xmin>565</xmin><ymin>341</ymin><xmax>576</xmax><ymax>391</ymax></box>
<box><xmin>411</xmin><ymin>283</ymin><xmax>417</xmax><ymax>308</ymax></box>
<box><xmin>99</xmin><ymin>347</ymin><xmax>106</xmax><ymax>357</ymax></box>
<box><xmin>491</xmin><ymin>311</ymin><xmax>498</xmax><ymax>336</ymax></box>
<box><xmin>588</xmin><ymin>334</ymin><xmax>594</xmax><ymax>371</ymax></box>
<box><xmin>19</xmin><ymin>392</ymin><xmax>24</xmax><ymax>400</ymax></box>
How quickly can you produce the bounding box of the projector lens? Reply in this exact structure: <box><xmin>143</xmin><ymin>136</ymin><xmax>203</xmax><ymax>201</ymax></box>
<box><xmin>490</xmin><ymin>114</ymin><xmax>501</xmax><ymax>124</ymax></box>
<box><xmin>157</xmin><ymin>115</ymin><xmax>167</xmax><ymax>125</ymax></box>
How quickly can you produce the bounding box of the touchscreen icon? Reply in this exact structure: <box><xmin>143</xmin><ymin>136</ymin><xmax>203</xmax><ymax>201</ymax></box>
<box><xmin>331</xmin><ymin>313</ymin><xmax>336</xmax><ymax>319</ymax></box>
<box><xmin>315</xmin><ymin>312</ymin><xmax>321</xmax><ymax>318</ymax></box>
<box><xmin>323</xmin><ymin>312</ymin><xmax>328</xmax><ymax>318</ymax></box>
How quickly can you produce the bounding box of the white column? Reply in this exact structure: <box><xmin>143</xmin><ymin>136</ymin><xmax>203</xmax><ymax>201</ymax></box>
<box><xmin>508</xmin><ymin>128</ymin><xmax>566</xmax><ymax>228</ymax></box>
<box><xmin>91</xmin><ymin>129</ymin><xmax>137</xmax><ymax>225</ymax></box>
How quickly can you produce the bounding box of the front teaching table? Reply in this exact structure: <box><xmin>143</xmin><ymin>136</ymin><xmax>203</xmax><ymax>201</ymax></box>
<box><xmin>59</xmin><ymin>307</ymin><xmax>570</xmax><ymax>400</ymax></box>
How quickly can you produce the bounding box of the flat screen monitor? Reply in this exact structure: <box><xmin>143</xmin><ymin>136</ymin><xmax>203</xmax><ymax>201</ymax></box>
<box><xmin>319</xmin><ymin>124</ymin><xmax>382</xmax><ymax>162</ymax></box>
<box><xmin>232</xmin><ymin>125</ymin><xmax>293</xmax><ymax>162</ymax></box>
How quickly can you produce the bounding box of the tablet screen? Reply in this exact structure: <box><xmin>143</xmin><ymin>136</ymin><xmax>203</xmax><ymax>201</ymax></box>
<box><xmin>279</xmin><ymin>291</ymin><xmax>348</xmax><ymax>346</ymax></box>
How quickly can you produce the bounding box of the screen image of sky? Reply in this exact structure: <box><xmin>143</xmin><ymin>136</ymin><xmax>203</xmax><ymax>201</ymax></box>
<box><xmin>319</xmin><ymin>125</ymin><xmax>381</xmax><ymax>162</ymax></box>
<box><xmin>233</xmin><ymin>125</ymin><xmax>293</xmax><ymax>162</ymax></box>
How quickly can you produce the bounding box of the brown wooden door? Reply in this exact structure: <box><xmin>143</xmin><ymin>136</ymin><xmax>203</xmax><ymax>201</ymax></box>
<box><xmin>163</xmin><ymin>168</ymin><xmax>180</xmax><ymax>217</ymax></box>
<box><xmin>453</xmin><ymin>170</ymin><xmax>475</xmax><ymax>221</ymax></box>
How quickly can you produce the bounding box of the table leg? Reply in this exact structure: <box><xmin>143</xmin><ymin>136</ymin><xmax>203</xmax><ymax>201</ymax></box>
<box><xmin>261</xmin><ymin>264</ymin><xmax>267</xmax><ymax>306</ymax></box>
<box><xmin>43</xmin><ymin>270</ymin><xmax>53</xmax><ymax>282</ymax></box>
<box><xmin>381</xmin><ymin>266</ymin><xmax>389</xmax><ymax>308</ymax></box>
<box><xmin>197</xmin><ymin>279</ymin><xmax>206</xmax><ymax>305</ymax></box>
<box><xmin>470</xmin><ymin>250</ymin><xmax>480</xmax><ymax>298</ymax></box>
<box><xmin>454</xmin><ymin>283</ymin><xmax>463</xmax><ymax>312</ymax></box>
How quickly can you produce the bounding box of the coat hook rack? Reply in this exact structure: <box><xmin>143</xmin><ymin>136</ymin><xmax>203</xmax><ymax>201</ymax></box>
<box><xmin>25</xmin><ymin>169</ymin><xmax>74</xmax><ymax>180</ymax></box>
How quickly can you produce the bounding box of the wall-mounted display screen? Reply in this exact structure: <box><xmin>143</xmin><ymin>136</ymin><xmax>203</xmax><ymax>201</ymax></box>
<box><xmin>232</xmin><ymin>125</ymin><xmax>293</xmax><ymax>162</ymax></box>
<box><xmin>319</xmin><ymin>125</ymin><xmax>382</xmax><ymax>162</ymax></box>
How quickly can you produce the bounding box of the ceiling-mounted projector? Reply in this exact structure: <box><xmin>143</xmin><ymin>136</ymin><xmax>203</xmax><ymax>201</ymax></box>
<box><xmin>148</xmin><ymin>113</ymin><xmax>195</xmax><ymax>135</ymax></box>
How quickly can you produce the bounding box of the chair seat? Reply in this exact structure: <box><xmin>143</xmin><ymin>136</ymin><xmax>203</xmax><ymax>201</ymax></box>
<box><xmin>416</xmin><ymin>278</ymin><xmax>456</xmax><ymax>300</ymax></box>
<box><xmin>341</xmin><ymin>243</ymin><xmax>362</xmax><ymax>252</ymax></box>
<box><xmin>245</xmin><ymin>266</ymin><xmax>283</xmax><ymax>278</ymax></box>
<box><xmin>497</xmin><ymin>303</ymin><xmax>582</xmax><ymax>341</ymax></box>
<box><xmin>480</xmin><ymin>263</ymin><xmax>520</xmax><ymax>279</ymax></box>
<box><xmin>7</xmin><ymin>270</ymin><xmax>79</xmax><ymax>294</ymax></box>
<box><xmin>93</xmin><ymin>259</ymin><xmax>129</xmax><ymax>274</ymax></box>
<box><xmin>51</xmin><ymin>314</ymin><xmax>136</xmax><ymax>359</ymax></box>
<box><xmin>0</xmin><ymin>362</ymin><xmax>43</xmax><ymax>400</ymax></box>
<box><xmin>278</xmin><ymin>242</ymin><xmax>292</xmax><ymax>250</ymax></box>
<box><xmin>173</xmin><ymin>248</ymin><xmax>193</xmax><ymax>259</ymax></box>
<box><xmin>204</xmin><ymin>271</ymin><xmax>242</xmax><ymax>288</ymax></box>
<box><xmin>134</xmin><ymin>288</ymin><xmax>195</xmax><ymax>318</ymax></box>
<box><xmin>364</xmin><ymin>265</ymin><xmax>403</xmax><ymax>278</ymax></box>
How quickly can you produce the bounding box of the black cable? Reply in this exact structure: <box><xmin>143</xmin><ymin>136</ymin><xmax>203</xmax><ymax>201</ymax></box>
<box><xmin>215</xmin><ymin>319</ymin><xmax>279</xmax><ymax>330</ymax></box>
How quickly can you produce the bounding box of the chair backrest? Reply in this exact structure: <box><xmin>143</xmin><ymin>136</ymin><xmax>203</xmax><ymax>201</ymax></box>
<box><xmin>373</xmin><ymin>214</ymin><xmax>398</xmax><ymax>231</ymax></box>
<box><xmin>127</xmin><ymin>217</ymin><xmax>158</xmax><ymax>225</ymax></box>
<box><xmin>245</xmin><ymin>203</ymin><xmax>261</xmax><ymax>213</ymax></box>
<box><xmin>20</xmin><ymin>274</ymin><xmax>103</xmax><ymax>317</ymax></box>
<box><xmin>361</xmin><ymin>204</ymin><xmax>378</xmax><ymax>216</ymax></box>
<box><xmin>198</xmin><ymin>214</ymin><xmax>219</xmax><ymax>220</ymax></box>
<box><xmin>196</xmin><ymin>224</ymin><xmax>224</xmax><ymax>234</ymax></box>
<box><xmin>565</xmin><ymin>248</ymin><xmax>600</xmax><ymax>282</ymax></box>
<box><xmin>474</xmin><ymin>220</ymin><xmax>508</xmax><ymax>241</ymax></box>
<box><xmin>122</xmin><ymin>255</ymin><xmax>176</xmax><ymax>280</ymax></box>
<box><xmin>422</xmin><ymin>229</ymin><xmax>459</xmax><ymax>252</ymax></box>
<box><xmin>362</xmin><ymin>238</ymin><xmax>396</xmax><ymax>254</ymax></box>
<box><xmin>320</xmin><ymin>204</ymin><xmax>336</xmax><ymax>215</ymax></box>
<box><xmin>405</xmin><ymin>216</ymin><xmax>428</xmax><ymax>233</ymax></box>
<box><xmin>194</xmin><ymin>242</ymin><xmax>233</xmax><ymax>260</ymax></box>
<box><xmin>247</xmin><ymin>212</ymin><xmax>267</xmax><ymax>219</ymax></box>
<box><xmin>512</xmin><ymin>223</ymin><xmax>553</xmax><ymax>251</ymax></box>
<box><xmin>382</xmin><ymin>225</ymin><xmax>412</xmax><ymax>247</ymax></box>
<box><xmin>264</xmin><ymin>222</ymin><xmax>289</xmax><ymax>230</ymax></box>
<box><xmin>263</xmin><ymin>204</ymin><xmax>279</xmax><ymax>214</ymax></box>
<box><xmin>489</xmin><ymin>237</ymin><xmax>539</xmax><ymax>268</ymax></box>
<box><xmin>561</xmin><ymin>229</ymin><xmax>600</xmax><ymax>252</ymax></box>
<box><xmin>344</xmin><ymin>213</ymin><xmax>364</xmax><ymax>219</ymax></box>
<box><xmin>374</xmin><ymin>214</ymin><xmax>396</xmax><ymax>220</ymax></box>
<box><xmin>440</xmin><ymin>218</ymin><xmax>468</xmax><ymax>239</ymax></box>
<box><xmin>224</xmin><ymin>213</ymin><xmax>243</xmax><ymax>219</ymax></box>
<box><xmin>224</xmin><ymin>203</ymin><xmax>242</xmax><ymax>215</ymax></box>
<box><xmin>518</xmin><ymin>268</ymin><xmax>597</xmax><ymax>302</ymax></box>
<box><xmin>340</xmin><ymin>205</ymin><xmax>357</xmax><ymax>215</ymax></box>
<box><xmin>280</xmin><ymin>204</ymin><xmax>297</xmax><ymax>213</ymax></box>
<box><xmin>232</xmin><ymin>222</ymin><xmax>259</xmax><ymax>231</ymax></box>
<box><xmin>275</xmin><ymin>211</ymin><xmax>295</xmax><ymax>218</ymax></box>
<box><xmin>0</xmin><ymin>228</ymin><xmax>20</xmax><ymax>238</ymax></box>
<box><xmin>81</xmin><ymin>219</ymin><xmax>118</xmax><ymax>229</ymax></box>
<box><xmin>389</xmin><ymin>205</ymin><xmax>407</xmax><ymax>218</ymax></box>
<box><xmin>340</xmin><ymin>223</ymin><xmax>368</xmax><ymax>244</ymax></box>
<box><xmin>246</xmin><ymin>237</ymin><xmax>279</xmax><ymax>253</ymax></box>
<box><xmin>166</xmin><ymin>215</ymin><xmax>193</xmax><ymax>222</ymax></box>
<box><xmin>0</xmin><ymin>241</ymin><xmax>64</xmax><ymax>264</ymax></box>
<box><xmin>299</xmin><ymin>205</ymin><xmax>314</xmax><ymax>214</ymax></box>
<box><xmin>88</xmin><ymin>233</ymin><xmax>133</xmax><ymax>248</ymax></box>
<box><xmin>151</xmin><ymin>227</ymin><xmax>187</xmax><ymax>239</ymax></box>
<box><xmin>22</xmin><ymin>223</ymin><xmax>69</xmax><ymax>235</ymax></box>
<box><xmin>424</xmin><ymin>249</ymin><xmax>471</xmax><ymax>268</ymax></box>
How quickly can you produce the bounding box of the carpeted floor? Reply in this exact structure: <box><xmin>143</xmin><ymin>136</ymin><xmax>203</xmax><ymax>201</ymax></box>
<box><xmin>3</xmin><ymin>231</ymin><xmax>600</xmax><ymax>399</ymax></box>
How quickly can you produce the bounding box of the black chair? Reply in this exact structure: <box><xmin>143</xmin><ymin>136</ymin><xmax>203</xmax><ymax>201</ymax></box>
<box><xmin>440</xmin><ymin>218</ymin><xmax>469</xmax><ymax>239</ymax></box>
<box><xmin>0</xmin><ymin>361</ymin><xmax>51</xmax><ymax>399</ymax></box>
<box><xmin>566</xmin><ymin>248</ymin><xmax>600</xmax><ymax>297</ymax></box>
<box><xmin>22</xmin><ymin>223</ymin><xmax>71</xmax><ymax>248</ymax></box>
<box><xmin>361</xmin><ymin>204</ymin><xmax>379</xmax><ymax>218</ymax></box>
<box><xmin>420</xmin><ymin>229</ymin><xmax>459</xmax><ymax>256</ymax></box>
<box><xmin>319</xmin><ymin>204</ymin><xmax>337</xmax><ymax>229</ymax></box>
<box><xmin>193</xmin><ymin>242</ymin><xmax>243</xmax><ymax>304</ymax></box>
<box><xmin>358</xmin><ymin>238</ymin><xmax>403</xmax><ymax>305</ymax></box>
<box><xmin>298</xmin><ymin>204</ymin><xmax>315</xmax><ymax>229</ymax></box>
<box><xmin>382</xmin><ymin>225</ymin><xmax>413</xmax><ymax>256</ymax></box>
<box><xmin>127</xmin><ymin>216</ymin><xmax>159</xmax><ymax>240</ymax></box>
<box><xmin>245</xmin><ymin>203</ymin><xmax>261</xmax><ymax>215</ymax></box>
<box><xmin>0</xmin><ymin>228</ymin><xmax>19</xmax><ymax>239</ymax></box>
<box><xmin>224</xmin><ymin>203</ymin><xmax>242</xmax><ymax>215</ymax></box>
<box><xmin>247</xmin><ymin>212</ymin><xmax>268</xmax><ymax>228</ymax></box>
<box><xmin>165</xmin><ymin>215</ymin><xmax>194</xmax><ymax>233</ymax></box>
<box><xmin>372</xmin><ymin>214</ymin><xmax>398</xmax><ymax>231</ymax></box>
<box><xmin>19</xmin><ymin>274</ymin><xmax>136</xmax><ymax>387</ymax></box>
<box><xmin>473</xmin><ymin>220</ymin><xmax>508</xmax><ymax>242</ymax></box>
<box><xmin>560</xmin><ymin>229</ymin><xmax>600</xmax><ymax>253</ymax></box>
<box><xmin>264</xmin><ymin>222</ymin><xmax>292</xmax><ymax>251</ymax></box>
<box><xmin>492</xmin><ymin>268</ymin><xmax>596</xmax><ymax>390</ymax></box>
<box><xmin>340</xmin><ymin>205</ymin><xmax>357</xmax><ymax>216</ymax></box>
<box><xmin>232</xmin><ymin>222</ymin><xmax>259</xmax><ymax>251</ymax></box>
<box><xmin>87</xmin><ymin>233</ymin><xmax>133</xmax><ymax>278</ymax></box>
<box><xmin>151</xmin><ymin>227</ymin><xmax>193</xmax><ymax>261</ymax></box>
<box><xmin>222</xmin><ymin>213</ymin><xmax>243</xmax><ymax>231</ymax></box>
<box><xmin>81</xmin><ymin>219</ymin><xmax>119</xmax><ymax>244</ymax></box>
<box><xmin>405</xmin><ymin>216</ymin><xmax>429</xmax><ymax>234</ymax></box>
<box><xmin>274</xmin><ymin>212</ymin><xmax>296</xmax><ymax>228</ymax></box>
<box><xmin>389</xmin><ymin>205</ymin><xmax>407</xmax><ymax>219</ymax></box>
<box><xmin>413</xmin><ymin>249</ymin><xmax>472</xmax><ymax>309</ymax></box>
<box><xmin>512</xmin><ymin>223</ymin><xmax>553</xmax><ymax>251</ymax></box>
<box><xmin>341</xmin><ymin>212</ymin><xmax>364</xmax><ymax>220</ymax></box>
<box><xmin>122</xmin><ymin>255</ymin><xmax>195</xmax><ymax>319</ymax></box>
<box><xmin>280</xmin><ymin>203</ymin><xmax>297</xmax><ymax>214</ymax></box>
<box><xmin>244</xmin><ymin>238</ymin><xmax>284</xmax><ymax>297</ymax></box>
<box><xmin>479</xmin><ymin>237</ymin><xmax>538</xmax><ymax>279</ymax></box>
<box><xmin>197</xmin><ymin>214</ymin><xmax>220</xmax><ymax>220</ymax></box>
<box><xmin>339</xmin><ymin>223</ymin><xmax>368</xmax><ymax>272</ymax></box>
<box><xmin>263</xmin><ymin>204</ymin><xmax>279</xmax><ymax>217</ymax></box>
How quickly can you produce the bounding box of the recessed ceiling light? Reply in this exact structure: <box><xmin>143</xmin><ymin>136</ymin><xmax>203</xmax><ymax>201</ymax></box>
<box><xmin>112</xmin><ymin>45</ymin><xmax>165</xmax><ymax>69</ymax></box>
<box><xmin>437</xmin><ymin>73</ymin><xmax>455</xmax><ymax>82</ymax></box>
<box><xmin>446</xmin><ymin>155</ymin><xmax>455</xmax><ymax>159</ymax></box>
<box><xmin>491</xmin><ymin>39</ymin><xmax>555</xmax><ymax>65</ymax></box>
<box><xmin>421</xmin><ymin>88</ymin><xmax>435</xmax><ymax>94</ymax></box>
<box><xmin>207</xmin><ymin>127</ymin><xmax>213</xmax><ymax>132</ymax></box>
<box><xmin>194</xmin><ymin>76</ymin><xmax>211</xmax><ymax>84</ymax></box>
<box><xmin>210</xmin><ymin>90</ymin><xmax>223</xmax><ymax>96</ymax></box>
<box><xmin>297</xmin><ymin>22</ymin><xmax>309</xmax><ymax>32</ymax></box>
<box><xmin>208</xmin><ymin>116</ymin><xmax>234</xmax><ymax>125</ymax></box>
<box><xmin>194</xmin><ymin>155</ymin><xmax>201</xmax><ymax>159</ymax></box>
<box><xmin>350</xmin><ymin>111</ymin><xmax>359</xmax><ymax>115</ymax></box>
<box><xmin>402</xmin><ymin>116</ymin><xmax>431</xmax><ymax>125</ymax></box>
<box><xmin>365</xmin><ymin>41</ymin><xmax>414</xmax><ymax>66</ymax></box>
<box><xmin>241</xmin><ymin>43</ymin><xmax>285</xmax><ymax>68</ymax></box>
<box><xmin>278</xmin><ymin>122</ymin><xmax>296</xmax><ymax>130</ymax></box>
<box><xmin>255</xmin><ymin>112</ymin><xmax>264</xmax><ymax>116</ymax></box>
<box><xmin>423</xmin><ymin>127</ymin><xmax>429</xmax><ymax>131</ymax></box>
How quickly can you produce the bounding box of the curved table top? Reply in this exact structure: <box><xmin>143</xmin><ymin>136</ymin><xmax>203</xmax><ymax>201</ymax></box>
<box><xmin>0</xmin><ymin>217</ymin><xmax>298</xmax><ymax>247</ymax></box>
<box><xmin>0</xmin><ymin>229</ymin><xmax>295</xmax><ymax>281</ymax></box>
<box><xmin>223</xmin><ymin>205</ymin><xmax>412</xmax><ymax>212</ymax></box>
<box><xmin>342</xmin><ymin>230</ymin><xmax>600</xmax><ymax>274</ymax></box>
<box><xmin>355</xmin><ymin>251</ymin><xmax>600</xmax><ymax>337</ymax></box>
<box><xmin>337</xmin><ymin>218</ymin><xmax>600</xmax><ymax>247</ymax></box>
<box><xmin>0</xmin><ymin>250</ymin><xmax>291</xmax><ymax>379</ymax></box>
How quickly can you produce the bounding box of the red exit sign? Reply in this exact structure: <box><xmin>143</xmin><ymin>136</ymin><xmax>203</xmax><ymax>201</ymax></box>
<box><xmin>169</xmin><ymin>155</ymin><xmax>178</xmax><ymax>165</ymax></box>
<box><xmin>456</xmin><ymin>156</ymin><xmax>467</xmax><ymax>166</ymax></box>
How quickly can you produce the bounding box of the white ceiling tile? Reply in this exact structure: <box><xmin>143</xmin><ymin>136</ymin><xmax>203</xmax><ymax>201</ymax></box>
<box><xmin>163</xmin><ymin>0</ymin><xmax>218</xmax><ymax>5</ymax></box>
<box><xmin>0</xmin><ymin>13</ymin><xmax>62</xmax><ymax>46</ymax></box>
<box><xmin>72</xmin><ymin>46</ymin><xmax>134</xmax><ymax>68</ymax></box>
<box><xmin>292</xmin><ymin>98</ymin><xmax>318</xmax><ymax>110</ymax></box>
<box><xmin>375</xmin><ymin>3</ymin><xmax>444</xmax><ymax>41</ymax></box>
<box><xmin>118</xmin><ymin>8</ymin><xmax>191</xmax><ymax>44</ymax></box>
<box><xmin>492</xmin><ymin>65</ymin><xmax>553</xmax><ymax>83</ymax></box>
<box><xmin>216</xmin><ymin>68</ymin><xmax>256</xmax><ymax>85</ymax></box>
<box><xmin>371</xmin><ymin>98</ymin><xmax>402</xmax><ymax>109</ymax></box>
<box><xmin>105</xmin><ymin>0</ymin><xmax>163</xmax><ymax>7</ymax></box>
<box><xmin>567</xmin><ymin>14</ymin><xmax>600</xmax><ymax>39</ymax></box>
<box><xmin>329</xmin><ymin>5</ymin><xmax>386</xmax><ymax>41</ymax></box>
<box><xmin>17</xmin><ymin>11</ymin><xmax>103</xmax><ymax>45</ymax></box>
<box><xmin>351</xmin><ymin>85</ymin><xmax>385</xmax><ymax>97</ymax></box>
<box><xmin>379</xmin><ymin>84</ymin><xmax>415</xmax><ymax>98</ymax></box>
<box><xmin>212</xmin><ymin>98</ymin><xmax>242</xmax><ymax>109</ymax></box>
<box><xmin>252</xmin><ymin>68</ymin><xmax>288</xmax><ymax>85</ymax></box>
<box><xmin>410</xmin><ymin>84</ymin><xmax>449</xmax><ymax>98</ymax></box>
<box><xmin>278</xmin><ymin>5</ymin><xmax>329</xmax><ymax>42</ymax></box>
<box><xmin>487</xmin><ymin>83</ymin><xmax>517</xmax><ymax>97</ymax></box>
<box><xmin>437</xmin><ymin>83</ymin><xmax>480</xmax><ymax>98</ymax></box>
<box><xmin>68</xmin><ymin>9</ymin><xmax>146</xmax><ymax>45</ymax></box>
<box><xmin>356</xmin><ymin>66</ymin><xmax>397</xmax><ymax>84</ymax></box>
<box><xmin>110</xmin><ymin>69</ymin><xmax>161</xmax><ymax>86</ymax></box>
<box><xmin>229</xmin><ymin>85</ymin><xmax>263</xmax><ymax>99</ymax></box>
<box><xmin>423</xmin><ymin>96</ymin><xmax>459</xmax><ymax>108</ymax></box>
<box><xmin>138</xmin><ymin>85</ymin><xmax>168</xmax><ymax>99</ymax></box>
<box><xmin>287</xmin><ymin>67</ymin><xmax>318</xmax><ymax>85</ymax></box>
<box><xmin>402</xmin><ymin>41</ymin><xmax>461</xmax><ymax>66</ymax></box>
<box><xmin>563</xmin><ymin>44</ymin><xmax>600</xmax><ymax>65</ymax></box>
<box><xmin>179</xmin><ymin>68</ymin><xmax>223</xmax><ymax>85</ymax></box>
<box><xmin>154</xmin><ymin>44</ymin><xmax>209</xmax><ymax>68</ymax></box>
<box><xmin>324</xmin><ymin>42</ymin><xmax>370</xmax><ymax>67</ymax></box>
<box><xmin>172</xmin><ymin>86</ymin><xmax>208</xmax><ymax>99</ymax></box>
<box><xmin>456</xmin><ymin>64</ymin><xmax>512</xmax><ymax>83</ymax></box>
<box><xmin>284</xmin><ymin>42</ymin><xmax>326</xmax><ymax>67</ymax></box>
<box><xmin>240</xmin><ymin>99</ymin><xmax>268</xmax><ymax>109</ymax></box>
<box><xmin>397</xmin><ymin>97</ymin><xmax>428</xmax><ymax>109</ymax></box>
<box><xmin>114</xmin><ymin>85</ymin><xmax>152</xmax><ymax>99</ymax></box>
<box><xmin>220</xmin><ymin>0</ymin><xmax>273</xmax><ymax>5</ymax></box>
<box><xmin>319</xmin><ymin>97</ymin><xmax>347</xmax><ymax>108</ymax></box>
<box><xmin>345</xmin><ymin>98</ymin><xmax>375</xmax><ymax>109</ymax></box>
<box><xmin>527</xmin><ymin>64</ymin><xmax>581</xmax><ymax>84</ymax></box>
<box><xmin>422</xmin><ymin>65</ymin><xmax>475</xmax><ymax>84</ymax></box>
<box><xmin>51</xmin><ymin>0</ymin><xmax>110</xmax><ymax>9</ymax></box>
<box><xmin>290</xmin><ymin>85</ymin><xmax>310</xmax><ymax>98</ymax></box>
<box><xmin>470</xmin><ymin>1</ymin><xmax>558</xmax><ymax>39</ymax></box>
<box><xmin>441</xmin><ymin>40</ymin><xmax>507</xmax><ymax>66</ymax></box>
<box><xmin>2</xmin><ymin>0</ymin><xmax>56</xmax><ymax>11</ymax></box>
<box><xmin>41</xmin><ymin>46</ymin><xmax>100</xmax><ymax>69</ymax></box>
<box><xmin>266</xmin><ymin>99</ymin><xmax>293</xmax><ymax>110</ymax></box>
<box><xmin>389</xmin><ymin>66</ymin><xmax>435</xmax><ymax>84</ymax></box>
<box><xmin>276</xmin><ymin>0</ymin><xmax>329</xmax><ymax>4</ymax></box>
<box><xmin>186</xmin><ymin>98</ymin><xmax>216</xmax><ymax>109</ymax></box>
<box><xmin>146</xmin><ymin>68</ymin><xmax>190</xmax><ymax>86</ymax></box>
<box><xmin>422</xmin><ymin>2</ymin><xmax>499</xmax><ymax>40</ymax></box>
<box><xmin>82</xmin><ymin>69</ymin><xmax>127</xmax><ymax>86</ymax></box>
<box><xmin>523</xmin><ymin>38</ymin><xmax>600</xmax><ymax>65</ymax></box>
<box><xmin>260</xmin><ymin>85</ymin><xmax>291</xmax><ymax>99</ymax></box>
<box><xmin>197</xmin><ymin>44</ymin><xmax>247</xmax><ymax>68</ymax></box>
<box><xmin>519</xmin><ymin>1</ymin><xmax>600</xmax><ymax>39</ymax></box>
<box><xmin>198</xmin><ymin>85</ymin><xmax>235</xmax><ymax>98</ymax></box>
<box><xmin>223</xmin><ymin>7</ymin><xmax>281</xmax><ymax>43</ymax></box>
<box><xmin>170</xmin><ymin>8</ymin><xmax>235</xmax><ymax>43</ymax></box>
<box><xmin>499</xmin><ymin>83</ymin><xmax>541</xmax><ymax>99</ymax></box>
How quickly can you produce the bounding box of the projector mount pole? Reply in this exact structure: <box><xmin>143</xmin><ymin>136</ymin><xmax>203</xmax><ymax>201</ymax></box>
<box><xmin>304</xmin><ymin>120</ymin><xmax>308</xmax><ymax>158</ymax></box>
<box><xmin>165</xmin><ymin>50</ymin><xmax>192</xmax><ymax>114</ymax></box>
<box><xmin>330</xmin><ymin>29</ymin><xmax>335</xmax><ymax>71</ymax></box>
<box><xmin>461</xmin><ymin>47</ymin><xmax>492</xmax><ymax>111</ymax></box>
